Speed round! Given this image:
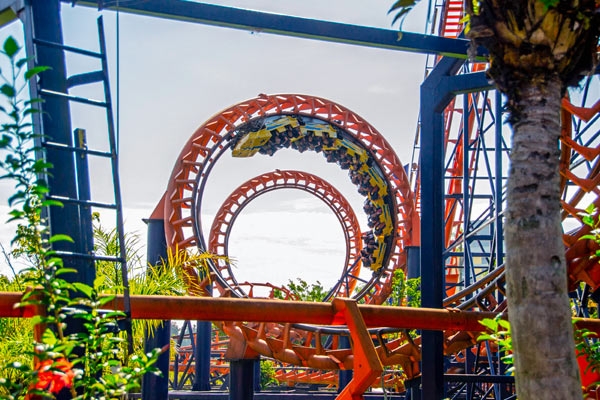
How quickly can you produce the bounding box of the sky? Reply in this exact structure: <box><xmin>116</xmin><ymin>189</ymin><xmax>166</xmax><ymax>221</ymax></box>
<box><xmin>0</xmin><ymin>1</ymin><xmax>430</xmax><ymax>291</ymax></box>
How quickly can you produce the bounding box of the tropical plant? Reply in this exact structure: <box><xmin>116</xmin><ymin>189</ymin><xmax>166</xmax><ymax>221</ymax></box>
<box><xmin>0</xmin><ymin>35</ymin><xmax>162</xmax><ymax>399</ymax></box>
<box><xmin>388</xmin><ymin>269</ymin><xmax>421</xmax><ymax>307</ymax></box>
<box><xmin>259</xmin><ymin>359</ymin><xmax>279</xmax><ymax>388</ymax></box>
<box><xmin>390</xmin><ymin>1</ymin><xmax>599</xmax><ymax>397</ymax></box>
<box><xmin>478</xmin><ymin>314</ymin><xmax>514</xmax><ymax>375</ymax></box>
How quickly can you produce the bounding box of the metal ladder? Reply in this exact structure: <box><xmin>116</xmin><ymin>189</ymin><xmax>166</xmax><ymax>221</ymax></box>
<box><xmin>24</xmin><ymin>14</ymin><xmax>133</xmax><ymax>350</ymax></box>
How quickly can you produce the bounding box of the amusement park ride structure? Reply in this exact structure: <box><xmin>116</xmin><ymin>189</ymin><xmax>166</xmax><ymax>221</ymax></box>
<box><xmin>0</xmin><ymin>0</ymin><xmax>599</xmax><ymax>399</ymax></box>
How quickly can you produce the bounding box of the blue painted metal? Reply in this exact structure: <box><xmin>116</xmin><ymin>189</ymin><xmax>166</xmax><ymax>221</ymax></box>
<box><xmin>338</xmin><ymin>335</ymin><xmax>352</xmax><ymax>393</ymax></box>
<box><xmin>193</xmin><ymin>321</ymin><xmax>212</xmax><ymax>391</ymax></box>
<box><xmin>229</xmin><ymin>359</ymin><xmax>256</xmax><ymax>400</ymax></box>
<box><xmin>64</xmin><ymin>0</ymin><xmax>487</xmax><ymax>59</ymax></box>
<box><xmin>142</xmin><ymin>218</ymin><xmax>171</xmax><ymax>400</ymax></box>
<box><xmin>30</xmin><ymin>0</ymin><xmax>96</xmax><ymax>286</ymax></box>
<box><xmin>73</xmin><ymin>128</ymin><xmax>95</xmax><ymax>263</ymax></box>
<box><xmin>420</xmin><ymin>56</ymin><xmax>494</xmax><ymax>399</ymax></box>
<box><xmin>30</xmin><ymin>1</ymin><xmax>513</xmax><ymax>398</ymax></box>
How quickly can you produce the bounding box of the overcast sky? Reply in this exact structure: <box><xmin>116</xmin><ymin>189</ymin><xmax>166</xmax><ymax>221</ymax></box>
<box><xmin>0</xmin><ymin>1</ymin><xmax>429</xmax><ymax>290</ymax></box>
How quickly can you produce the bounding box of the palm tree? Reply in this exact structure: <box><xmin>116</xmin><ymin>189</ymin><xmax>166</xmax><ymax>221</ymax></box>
<box><xmin>391</xmin><ymin>0</ymin><xmax>599</xmax><ymax>398</ymax></box>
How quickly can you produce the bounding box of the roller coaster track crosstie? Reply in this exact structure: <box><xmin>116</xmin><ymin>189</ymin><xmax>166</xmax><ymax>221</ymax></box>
<box><xmin>164</xmin><ymin>93</ymin><xmax>420</xmax><ymax>304</ymax></box>
<box><xmin>208</xmin><ymin>169</ymin><xmax>362</xmax><ymax>300</ymax></box>
<box><xmin>160</xmin><ymin>82</ymin><xmax>600</xmax><ymax>397</ymax></box>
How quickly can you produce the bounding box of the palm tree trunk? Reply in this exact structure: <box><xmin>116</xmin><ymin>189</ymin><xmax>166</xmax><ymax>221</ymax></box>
<box><xmin>505</xmin><ymin>75</ymin><xmax>582</xmax><ymax>398</ymax></box>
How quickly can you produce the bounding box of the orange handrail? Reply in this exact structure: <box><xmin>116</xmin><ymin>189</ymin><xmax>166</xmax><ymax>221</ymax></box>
<box><xmin>1</xmin><ymin>291</ymin><xmax>598</xmax><ymax>334</ymax></box>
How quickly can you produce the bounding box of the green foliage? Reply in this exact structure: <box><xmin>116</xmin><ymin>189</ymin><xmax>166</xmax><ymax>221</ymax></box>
<box><xmin>0</xmin><ymin>36</ymin><xmax>162</xmax><ymax>399</ymax></box>
<box><xmin>579</xmin><ymin>205</ymin><xmax>600</xmax><ymax>261</ymax></box>
<box><xmin>388</xmin><ymin>269</ymin><xmax>421</xmax><ymax>307</ymax></box>
<box><xmin>478</xmin><ymin>315</ymin><xmax>514</xmax><ymax>374</ymax></box>
<box><xmin>260</xmin><ymin>359</ymin><xmax>279</xmax><ymax>388</ymax></box>
<box><xmin>277</xmin><ymin>278</ymin><xmax>327</xmax><ymax>302</ymax></box>
<box><xmin>388</xmin><ymin>0</ymin><xmax>419</xmax><ymax>26</ymax></box>
<box><xmin>574</xmin><ymin>326</ymin><xmax>600</xmax><ymax>375</ymax></box>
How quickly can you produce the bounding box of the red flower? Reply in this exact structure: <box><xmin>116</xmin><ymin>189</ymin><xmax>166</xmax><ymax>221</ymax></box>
<box><xmin>27</xmin><ymin>358</ymin><xmax>75</xmax><ymax>397</ymax></box>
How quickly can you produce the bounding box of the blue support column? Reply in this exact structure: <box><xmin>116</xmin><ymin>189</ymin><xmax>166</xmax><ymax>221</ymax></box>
<box><xmin>73</xmin><ymin>128</ymin><xmax>94</xmax><ymax>260</ymax></box>
<box><xmin>193</xmin><ymin>320</ymin><xmax>212</xmax><ymax>391</ymax></box>
<box><xmin>338</xmin><ymin>335</ymin><xmax>352</xmax><ymax>392</ymax></box>
<box><xmin>462</xmin><ymin>93</ymin><xmax>472</xmax><ymax>293</ymax></box>
<box><xmin>29</xmin><ymin>0</ymin><xmax>95</xmax><ymax>286</ymax></box>
<box><xmin>420</xmin><ymin>57</ymin><xmax>463</xmax><ymax>400</ymax></box>
<box><xmin>420</xmin><ymin>57</ymin><xmax>494</xmax><ymax>400</ymax></box>
<box><xmin>406</xmin><ymin>246</ymin><xmax>421</xmax><ymax>280</ymax></box>
<box><xmin>142</xmin><ymin>218</ymin><xmax>170</xmax><ymax>400</ymax></box>
<box><xmin>229</xmin><ymin>359</ymin><xmax>256</xmax><ymax>400</ymax></box>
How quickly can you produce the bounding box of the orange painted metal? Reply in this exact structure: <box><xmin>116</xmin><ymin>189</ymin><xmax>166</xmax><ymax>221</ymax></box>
<box><xmin>208</xmin><ymin>170</ymin><xmax>363</xmax><ymax>298</ymax></box>
<box><xmin>0</xmin><ymin>291</ymin><xmax>499</xmax><ymax>331</ymax></box>
<box><xmin>163</xmin><ymin>93</ymin><xmax>418</xmax><ymax>304</ymax></box>
<box><xmin>3</xmin><ymin>291</ymin><xmax>600</xmax><ymax>334</ymax></box>
<box><xmin>333</xmin><ymin>298</ymin><xmax>382</xmax><ymax>400</ymax></box>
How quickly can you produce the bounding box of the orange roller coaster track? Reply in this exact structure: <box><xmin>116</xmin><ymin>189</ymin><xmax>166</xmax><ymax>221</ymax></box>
<box><xmin>208</xmin><ymin>169</ymin><xmax>363</xmax><ymax>300</ymax></box>
<box><xmin>163</xmin><ymin>93</ymin><xmax>421</xmax><ymax>304</ymax></box>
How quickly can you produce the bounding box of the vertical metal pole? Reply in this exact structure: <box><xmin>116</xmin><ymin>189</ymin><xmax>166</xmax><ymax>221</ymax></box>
<box><xmin>406</xmin><ymin>246</ymin><xmax>421</xmax><ymax>280</ymax></box>
<box><xmin>193</xmin><ymin>320</ymin><xmax>212</xmax><ymax>391</ymax></box>
<box><xmin>73</xmin><ymin>129</ymin><xmax>94</xmax><ymax>263</ymax></box>
<box><xmin>338</xmin><ymin>334</ymin><xmax>353</xmax><ymax>392</ymax></box>
<box><xmin>254</xmin><ymin>359</ymin><xmax>261</xmax><ymax>392</ymax></box>
<box><xmin>420</xmin><ymin>100</ymin><xmax>445</xmax><ymax>400</ymax></box>
<box><xmin>142</xmin><ymin>218</ymin><xmax>171</xmax><ymax>400</ymax></box>
<box><xmin>462</xmin><ymin>93</ymin><xmax>472</xmax><ymax>292</ymax></box>
<box><xmin>229</xmin><ymin>359</ymin><xmax>256</xmax><ymax>400</ymax></box>
<box><xmin>29</xmin><ymin>0</ymin><xmax>94</xmax><ymax>285</ymax></box>
<box><xmin>494</xmin><ymin>90</ymin><xmax>512</xmax><ymax>399</ymax></box>
<box><xmin>419</xmin><ymin>56</ymin><xmax>488</xmax><ymax>400</ymax></box>
<box><xmin>494</xmin><ymin>90</ymin><xmax>504</xmax><ymax>272</ymax></box>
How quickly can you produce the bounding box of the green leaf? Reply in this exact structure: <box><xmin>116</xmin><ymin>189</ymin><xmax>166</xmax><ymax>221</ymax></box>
<box><xmin>3</xmin><ymin>36</ymin><xmax>19</xmax><ymax>58</ymax></box>
<box><xmin>55</xmin><ymin>267</ymin><xmax>77</xmax><ymax>275</ymax></box>
<box><xmin>41</xmin><ymin>199</ymin><xmax>64</xmax><ymax>208</ymax></box>
<box><xmin>0</xmin><ymin>83</ymin><xmax>15</xmax><ymax>97</ymax></box>
<box><xmin>32</xmin><ymin>159</ymin><xmax>53</xmax><ymax>173</ymax></box>
<box><xmin>48</xmin><ymin>234</ymin><xmax>74</xmax><ymax>243</ymax></box>
<box><xmin>16</xmin><ymin>56</ymin><xmax>32</xmax><ymax>68</ymax></box>
<box><xmin>498</xmin><ymin>319</ymin><xmax>511</xmax><ymax>330</ymax></box>
<box><xmin>72</xmin><ymin>282</ymin><xmax>94</xmax><ymax>299</ymax></box>
<box><xmin>388</xmin><ymin>0</ymin><xmax>417</xmax><ymax>13</ymax></box>
<box><xmin>25</xmin><ymin>65</ymin><xmax>50</xmax><ymax>80</ymax></box>
<box><xmin>98</xmin><ymin>294</ymin><xmax>116</xmax><ymax>306</ymax></box>
<box><xmin>42</xmin><ymin>328</ymin><xmax>57</xmax><ymax>345</ymax></box>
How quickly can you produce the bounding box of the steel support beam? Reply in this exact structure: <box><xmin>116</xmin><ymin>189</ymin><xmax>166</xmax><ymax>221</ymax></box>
<box><xmin>63</xmin><ymin>0</ymin><xmax>487</xmax><ymax>60</ymax></box>
<box><xmin>420</xmin><ymin>57</ymin><xmax>494</xmax><ymax>399</ymax></box>
<box><xmin>142</xmin><ymin>218</ymin><xmax>170</xmax><ymax>400</ymax></box>
<box><xmin>3</xmin><ymin>290</ymin><xmax>600</xmax><ymax>330</ymax></box>
<box><xmin>229</xmin><ymin>359</ymin><xmax>256</xmax><ymax>400</ymax></box>
<box><xmin>29</xmin><ymin>0</ymin><xmax>95</xmax><ymax>286</ymax></box>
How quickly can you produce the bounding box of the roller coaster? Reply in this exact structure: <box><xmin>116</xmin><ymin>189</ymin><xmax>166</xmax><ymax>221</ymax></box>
<box><xmin>2</xmin><ymin>1</ymin><xmax>600</xmax><ymax>400</ymax></box>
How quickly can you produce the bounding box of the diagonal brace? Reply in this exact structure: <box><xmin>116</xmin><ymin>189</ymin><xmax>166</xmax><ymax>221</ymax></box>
<box><xmin>333</xmin><ymin>298</ymin><xmax>383</xmax><ymax>400</ymax></box>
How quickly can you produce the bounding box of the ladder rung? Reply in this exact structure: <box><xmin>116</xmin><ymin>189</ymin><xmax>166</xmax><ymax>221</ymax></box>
<box><xmin>47</xmin><ymin>195</ymin><xmax>118</xmax><ymax>210</ymax></box>
<box><xmin>43</xmin><ymin>141</ymin><xmax>113</xmax><ymax>159</ymax></box>
<box><xmin>67</xmin><ymin>70</ymin><xmax>105</xmax><ymax>89</ymax></box>
<box><xmin>32</xmin><ymin>38</ymin><xmax>103</xmax><ymax>59</ymax></box>
<box><xmin>40</xmin><ymin>89</ymin><xmax>108</xmax><ymax>108</ymax></box>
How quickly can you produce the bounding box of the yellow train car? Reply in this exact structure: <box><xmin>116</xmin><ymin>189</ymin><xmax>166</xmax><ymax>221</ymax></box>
<box><xmin>370</xmin><ymin>241</ymin><xmax>386</xmax><ymax>272</ymax></box>
<box><xmin>233</xmin><ymin>116</ymin><xmax>300</xmax><ymax>157</ymax></box>
<box><xmin>265</xmin><ymin>115</ymin><xmax>299</xmax><ymax>134</ymax></box>
<box><xmin>232</xmin><ymin>128</ymin><xmax>272</xmax><ymax>157</ymax></box>
<box><xmin>300</xmin><ymin>120</ymin><xmax>337</xmax><ymax>138</ymax></box>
